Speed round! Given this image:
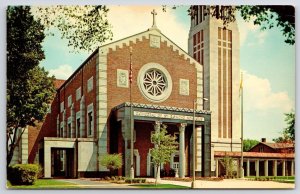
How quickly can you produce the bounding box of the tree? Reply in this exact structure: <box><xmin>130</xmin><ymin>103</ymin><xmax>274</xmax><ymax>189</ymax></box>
<box><xmin>243</xmin><ymin>139</ymin><xmax>259</xmax><ymax>151</ymax></box>
<box><xmin>7</xmin><ymin>6</ymin><xmax>56</xmax><ymax>166</ymax></box>
<box><xmin>273</xmin><ymin>111</ymin><xmax>295</xmax><ymax>143</ymax></box>
<box><xmin>34</xmin><ymin>5</ymin><xmax>113</xmax><ymax>52</ymax></box>
<box><xmin>150</xmin><ymin>124</ymin><xmax>177</xmax><ymax>186</ymax></box>
<box><xmin>219</xmin><ymin>154</ymin><xmax>236</xmax><ymax>178</ymax></box>
<box><xmin>100</xmin><ymin>154</ymin><xmax>122</xmax><ymax>176</ymax></box>
<box><xmin>164</xmin><ymin>5</ymin><xmax>295</xmax><ymax>45</ymax></box>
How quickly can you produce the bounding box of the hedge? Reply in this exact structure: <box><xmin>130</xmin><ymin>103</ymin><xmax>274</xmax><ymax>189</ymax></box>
<box><xmin>124</xmin><ymin>178</ymin><xmax>146</xmax><ymax>183</ymax></box>
<box><xmin>8</xmin><ymin>164</ymin><xmax>41</xmax><ymax>185</ymax></box>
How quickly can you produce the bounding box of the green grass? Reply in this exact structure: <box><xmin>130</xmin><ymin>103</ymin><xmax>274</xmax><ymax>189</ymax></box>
<box><xmin>245</xmin><ymin>176</ymin><xmax>295</xmax><ymax>184</ymax></box>
<box><xmin>131</xmin><ymin>183</ymin><xmax>190</xmax><ymax>189</ymax></box>
<box><xmin>7</xmin><ymin>179</ymin><xmax>78</xmax><ymax>189</ymax></box>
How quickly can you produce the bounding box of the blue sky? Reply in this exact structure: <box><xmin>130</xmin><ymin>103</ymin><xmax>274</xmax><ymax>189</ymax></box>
<box><xmin>38</xmin><ymin>6</ymin><xmax>295</xmax><ymax>141</ymax></box>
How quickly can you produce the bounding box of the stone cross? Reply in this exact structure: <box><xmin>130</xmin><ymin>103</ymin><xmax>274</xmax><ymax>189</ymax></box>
<box><xmin>151</xmin><ymin>9</ymin><xmax>157</xmax><ymax>28</ymax></box>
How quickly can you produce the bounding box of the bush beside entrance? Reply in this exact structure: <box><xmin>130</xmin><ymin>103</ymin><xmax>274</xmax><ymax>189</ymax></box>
<box><xmin>8</xmin><ymin>164</ymin><xmax>41</xmax><ymax>185</ymax></box>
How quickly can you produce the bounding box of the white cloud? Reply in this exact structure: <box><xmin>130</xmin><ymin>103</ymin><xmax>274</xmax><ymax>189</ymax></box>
<box><xmin>238</xmin><ymin>16</ymin><xmax>267</xmax><ymax>46</ymax></box>
<box><xmin>107</xmin><ymin>6</ymin><xmax>189</xmax><ymax>51</ymax></box>
<box><xmin>49</xmin><ymin>64</ymin><xmax>73</xmax><ymax>80</ymax></box>
<box><xmin>243</xmin><ymin>71</ymin><xmax>293</xmax><ymax>113</ymax></box>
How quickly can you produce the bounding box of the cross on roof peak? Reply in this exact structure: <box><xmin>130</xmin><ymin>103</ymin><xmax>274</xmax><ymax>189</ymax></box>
<box><xmin>151</xmin><ymin>9</ymin><xmax>157</xmax><ymax>28</ymax></box>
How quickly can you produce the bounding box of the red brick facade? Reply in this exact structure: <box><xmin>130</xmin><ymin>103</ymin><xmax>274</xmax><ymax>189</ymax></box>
<box><xmin>28</xmin><ymin>30</ymin><xmax>205</xmax><ymax>177</ymax></box>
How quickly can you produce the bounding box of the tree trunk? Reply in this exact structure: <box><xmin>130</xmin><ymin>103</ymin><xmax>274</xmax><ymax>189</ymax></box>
<box><xmin>7</xmin><ymin>126</ymin><xmax>25</xmax><ymax>167</ymax></box>
<box><xmin>155</xmin><ymin>164</ymin><xmax>160</xmax><ymax>186</ymax></box>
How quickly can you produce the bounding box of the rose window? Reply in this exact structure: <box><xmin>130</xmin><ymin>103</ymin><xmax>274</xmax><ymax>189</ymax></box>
<box><xmin>138</xmin><ymin>63</ymin><xmax>172</xmax><ymax>103</ymax></box>
<box><xmin>143</xmin><ymin>69</ymin><xmax>167</xmax><ymax>96</ymax></box>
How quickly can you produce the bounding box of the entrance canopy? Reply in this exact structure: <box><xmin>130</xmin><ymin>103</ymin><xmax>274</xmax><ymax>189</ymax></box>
<box><xmin>113</xmin><ymin>102</ymin><xmax>211</xmax><ymax>124</ymax></box>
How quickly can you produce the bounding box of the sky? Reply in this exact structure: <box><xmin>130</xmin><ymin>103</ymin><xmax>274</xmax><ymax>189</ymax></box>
<box><xmin>38</xmin><ymin>5</ymin><xmax>295</xmax><ymax>142</ymax></box>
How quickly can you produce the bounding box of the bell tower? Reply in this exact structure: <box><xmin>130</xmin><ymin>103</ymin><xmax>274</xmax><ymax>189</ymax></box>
<box><xmin>188</xmin><ymin>6</ymin><xmax>241</xmax><ymax>153</ymax></box>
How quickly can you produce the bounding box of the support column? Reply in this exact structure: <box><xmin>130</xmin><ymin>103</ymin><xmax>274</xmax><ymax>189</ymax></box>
<box><xmin>273</xmin><ymin>160</ymin><xmax>277</xmax><ymax>176</ymax></box>
<box><xmin>215</xmin><ymin>159</ymin><xmax>219</xmax><ymax>177</ymax></box>
<box><xmin>255</xmin><ymin>160</ymin><xmax>259</xmax><ymax>177</ymax></box>
<box><xmin>179</xmin><ymin>123</ymin><xmax>187</xmax><ymax>178</ymax></box>
<box><xmin>44</xmin><ymin>142</ymin><xmax>51</xmax><ymax>178</ymax></box>
<box><xmin>291</xmin><ymin>160</ymin><xmax>294</xmax><ymax>176</ymax></box>
<box><xmin>282</xmin><ymin>160</ymin><xmax>286</xmax><ymax>176</ymax></box>
<box><xmin>154</xmin><ymin>121</ymin><xmax>161</xmax><ymax>179</ymax></box>
<box><xmin>264</xmin><ymin>160</ymin><xmax>268</xmax><ymax>176</ymax></box>
<box><xmin>246</xmin><ymin>159</ymin><xmax>250</xmax><ymax>177</ymax></box>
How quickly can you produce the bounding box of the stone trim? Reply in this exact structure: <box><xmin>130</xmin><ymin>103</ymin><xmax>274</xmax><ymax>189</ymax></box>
<box><xmin>96</xmin><ymin>50</ymin><xmax>108</xmax><ymax>171</ymax></box>
<box><xmin>113</xmin><ymin>102</ymin><xmax>211</xmax><ymax>114</ymax></box>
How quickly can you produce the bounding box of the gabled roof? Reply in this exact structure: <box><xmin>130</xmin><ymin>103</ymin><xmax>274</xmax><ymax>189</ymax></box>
<box><xmin>98</xmin><ymin>27</ymin><xmax>201</xmax><ymax>69</ymax></box>
<box><xmin>57</xmin><ymin>27</ymin><xmax>202</xmax><ymax>91</ymax></box>
<box><xmin>261</xmin><ymin>142</ymin><xmax>294</xmax><ymax>149</ymax></box>
<box><xmin>248</xmin><ymin>142</ymin><xmax>294</xmax><ymax>152</ymax></box>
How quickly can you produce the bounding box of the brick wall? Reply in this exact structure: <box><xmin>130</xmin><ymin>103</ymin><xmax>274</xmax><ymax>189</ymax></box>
<box><xmin>106</xmin><ymin>37</ymin><xmax>198</xmax><ymax>112</ymax></box>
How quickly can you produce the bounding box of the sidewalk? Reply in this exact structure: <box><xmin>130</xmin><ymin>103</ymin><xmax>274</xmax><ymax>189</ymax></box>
<box><xmin>58</xmin><ymin>178</ymin><xmax>135</xmax><ymax>189</ymax></box>
<box><xmin>57</xmin><ymin>178</ymin><xmax>295</xmax><ymax>189</ymax></box>
<box><xmin>150</xmin><ymin>178</ymin><xmax>295</xmax><ymax>189</ymax></box>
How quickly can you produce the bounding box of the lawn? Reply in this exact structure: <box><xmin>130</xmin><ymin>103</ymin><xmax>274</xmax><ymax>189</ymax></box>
<box><xmin>245</xmin><ymin>176</ymin><xmax>295</xmax><ymax>184</ymax></box>
<box><xmin>131</xmin><ymin>183</ymin><xmax>190</xmax><ymax>189</ymax></box>
<box><xmin>7</xmin><ymin>179</ymin><xmax>78</xmax><ymax>189</ymax></box>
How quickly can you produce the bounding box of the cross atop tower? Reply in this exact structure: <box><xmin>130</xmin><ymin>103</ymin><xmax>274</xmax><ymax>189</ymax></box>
<box><xmin>151</xmin><ymin>9</ymin><xmax>157</xmax><ymax>28</ymax></box>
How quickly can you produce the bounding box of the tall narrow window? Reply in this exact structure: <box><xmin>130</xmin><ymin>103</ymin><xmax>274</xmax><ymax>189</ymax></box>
<box><xmin>217</xmin><ymin>27</ymin><xmax>232</xmax><ymax>139</ymax></box>
<box><xmin>60</xmin><ymin>126</ymin><xmax>63</xmax><ymax>138</ymax></box>
<box><xmin>87</xmin><ymin>103</ymin><xmax>94</xmax><ymax>137</ymax></box>
<box><xmin>87</xmin><ymin>76</ymin><xmax>94</xmax><ymax>92</ymax></box>
<box><xmin>68</xmin><ymin>95</ymin><xmax>72</xmax><ymax>107</ymax></box>
<box><xmin>76</xmin><ymin>87</ymin><xmax>81</xmax><ymax>101</ymax></box>
<box><xmin>193</xmin><ymin>30</ymin><xmax>204</xmax><ymax>65</ymax></box>
<box><xmin>68</xmin><ymin>123</ymin><xmax>71</xmax><ymax>138</ymax></box>
<box><xmin>76</xmin><ymin>118</ymin><xmax>80</xmax><ymax>138</ymax></box>
<box><xmin>88</xmin><ymin>112</ymin><xmax>93</xmax><ymax>136</ymax></box>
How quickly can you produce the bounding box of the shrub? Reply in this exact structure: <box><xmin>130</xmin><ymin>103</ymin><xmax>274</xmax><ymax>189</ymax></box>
<box><xmin>125</xmin><ymin>178</ymin><xmax>146</xmax><ymax>183</ymax></box>
<box><xmin>169</xmin><ymin>168</ymin><xmax>176</xmax><ymax>177</ymax></box>
<box><xmin>100</xmin><ymin>154</ymin><xmax>122</xmax><ymax>176</ymax></box>
<box><xmin>8</xmin><ymin>164</ymin><xmax>40</xmax><ymax>185</ymax></box>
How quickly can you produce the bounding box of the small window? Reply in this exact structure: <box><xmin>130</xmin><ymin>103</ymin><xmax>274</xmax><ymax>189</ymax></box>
<box><xmin>88</xmin><ymin>112</ymin><xmax>93</xmax><ymax>136</ymax></box>
<box><xmin>259</xmin><ymin>147</ymin><xmax>264</xmax><ymax>152</ymax></box>
<box><xmin>60</xmin><ymin>126</ymin><xmax>63</xmax><ymax>137</ymax></box>
<box><xmin>87</xmin><ymin>76</ymin><xmax>94</xmax><ymax>92</ymax></box>
<box><xmin>68</xmin><ymin>95</ymin><xmax>72</xmax><ymax>107</ymax></box>
<box><xmin>60</xmin><ymin>101</ymin><xmax>64</xmax><ymax>113</ymax></box>
<box><xmin>87</xmin><ymin>103</ymin><xmax>94</xmax><ymax>137</ymax></box>
<box><xmin>76</xmin><ymin>87</ymin><xmax>81</xmax><ymax>101</ymax></box>
<box><xmin>76</xmin><ymin>118</ymin><xmax>80</xmax><ymax>138</ymax></box>
<box><xmin>68</xmin><ymin>122</ymin><xmax>71</xmax><ymax>138</ymax></box>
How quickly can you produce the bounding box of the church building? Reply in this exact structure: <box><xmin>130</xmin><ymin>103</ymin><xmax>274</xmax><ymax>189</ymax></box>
<box><xmin>14</xmin><ymin>6</ymin><xmax>244</xmax><ymax>179</ymax></box>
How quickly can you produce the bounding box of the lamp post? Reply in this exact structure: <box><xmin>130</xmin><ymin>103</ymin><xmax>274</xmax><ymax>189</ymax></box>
<box><xmin>192</xmin><ymin>97</ymin><xmax>208</xmax><ymax>189</ymax></box>
<box><xmin>240</xmin><ymin>72</ymin><xmax>244</xmax><ymax>178</ymax></box>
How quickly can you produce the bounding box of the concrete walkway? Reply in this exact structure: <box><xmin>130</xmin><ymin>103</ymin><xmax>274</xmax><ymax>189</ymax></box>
<box><xmin>58</xmin><ymin>178</ymin><xmax>135</xmax><ymax>189</ymax></box>
<box><xmin>57</xmin><ymin>178</ymin><xmax>294</xmax><ymax>189</ymax></box>
<box><xmin>149</xmin><ymin>178</ymin><xmax>295</xmax><ymax>189</ymax></box>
